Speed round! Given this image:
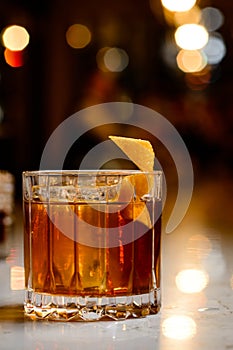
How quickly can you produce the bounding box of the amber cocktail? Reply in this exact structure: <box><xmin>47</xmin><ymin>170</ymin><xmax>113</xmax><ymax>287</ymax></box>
<box><xmin>23</xmin><ymin>170</ymin><xmax>162</xmax><ymax>321</ymax></box>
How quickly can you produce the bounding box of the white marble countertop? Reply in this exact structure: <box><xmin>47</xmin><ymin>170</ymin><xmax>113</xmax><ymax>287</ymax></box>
<box><xmin>0</xmin><ymin>174</ymin><xmax>233</xmax><ymax>349</ymax></box>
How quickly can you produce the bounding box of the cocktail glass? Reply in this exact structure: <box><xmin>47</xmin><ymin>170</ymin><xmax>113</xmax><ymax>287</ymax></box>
<box><xmin>23</xmin><ymin>170</ymin><xmax>162</xmax><ymax>321</ymax></box>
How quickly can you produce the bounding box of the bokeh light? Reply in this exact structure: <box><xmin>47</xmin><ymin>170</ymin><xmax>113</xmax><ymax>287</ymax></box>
<box><xmin>202</xmin><ymin>33</ymin><xmax>226</xmax><ymax>65</ymax></box>
<box><xmin>1</xmin><ymin>25</ymin><xmax>29</xmax><ymax>51</ymax></box>
<box><xmin>201</xmin><ymin>7</ymin><xmax>224</xmax><ymax>32</ymax></box>
<box><xmin>173</xmin><ymin>6</ymin><xmax>201</xmax><ymax>27</ymax></box>
<box><xmin>104</xmin><ymin>47</ymin><xmax>129</xmax><ymax>72</ymax></box>
<box><xmin>176</xmin><ymin>49</ymin><xmax>207</xmax><ymax>73</ymax></box>
<box><xmin>175</xmin><ymin>24</ymin><xmax>209</xmax><ymax>50</ymax></box>
<box><xmin>161</xmin><ymin>0</ymin><xmax>196</xmax><ymax>13</ymax></box>
<box><xmin>97</xmin><ymin>47</ymin><xmax>129</xmax><ymax>72</ymax></box>
<box><xmin>162</xmin><ymin>315</ymin><xmax>197</xmax><ymax>340</ymax></box>
<box><xmin>66</xmin><ymin>24</ymin><xmax>91</xmax><ymax>49</ymax></box>
<box><xmin>175</xmin><ymin>268</ymin><xmax>209</xmax><ymax>293</ymax></box>
<box><xmin>4</xmin><ymin>48</ymin><xmax>24</xmax><ymax>67</ymax></box>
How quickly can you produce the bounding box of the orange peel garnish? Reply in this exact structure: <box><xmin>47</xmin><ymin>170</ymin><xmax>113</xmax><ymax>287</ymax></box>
<box><xmin>109</xmin><ymin>136</ymin><xmax>154</xmax><ymax>172</ymax></box>
<box><xmin>109</xmin><ymin>136</ymin><xmax>155</xmax><ymax>228</ymax></box>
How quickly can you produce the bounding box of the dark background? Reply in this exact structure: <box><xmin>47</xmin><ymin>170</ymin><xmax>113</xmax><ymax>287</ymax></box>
<box><xmin>0</xmin><ymin>0</ymin><xmax>232</xmax><ymax>197</ymax></box>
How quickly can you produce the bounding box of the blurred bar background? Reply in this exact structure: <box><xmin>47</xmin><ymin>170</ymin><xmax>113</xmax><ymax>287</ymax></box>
<box><xmin>0</xmin><ymin>2</ymin><xmax>233</xmax><ymax>337</ymax></box>
<box><xmin>0</xmin><ymin>0</ymin><xmax>232</xmax><ymax>197</ymax></box>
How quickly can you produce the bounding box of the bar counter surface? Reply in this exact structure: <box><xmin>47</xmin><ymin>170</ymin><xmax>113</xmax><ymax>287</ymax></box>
<box><xmin>0</xmin><ymin>173</ymin><xmax>233</xmax><ymax>350</ymax></box>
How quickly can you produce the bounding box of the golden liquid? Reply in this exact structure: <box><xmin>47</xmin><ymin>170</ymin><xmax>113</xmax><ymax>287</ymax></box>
<box><xmin>24</xmin><ymin>201</ymin><xmax>161</xmax><ymax>297</ymax></box>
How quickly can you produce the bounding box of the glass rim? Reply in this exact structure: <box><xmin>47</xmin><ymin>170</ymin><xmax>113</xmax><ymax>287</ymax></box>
<box><xmin>22</xmin><ymin>169</ymin><xmax>163</xmax><ymax>177</ymax></box>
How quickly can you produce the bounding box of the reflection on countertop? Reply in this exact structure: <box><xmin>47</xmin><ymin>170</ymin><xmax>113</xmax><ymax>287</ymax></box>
<box><xmin>0</xmin><ymin>175</ymin><xmax>233</xmax><ymax>350</ymax></box>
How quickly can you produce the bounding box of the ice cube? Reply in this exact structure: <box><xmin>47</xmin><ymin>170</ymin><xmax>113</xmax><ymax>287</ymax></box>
<box><xmin>31</xmin><ymin>183</ymin><xmax>120</xmax><ymax>203</ymax></box>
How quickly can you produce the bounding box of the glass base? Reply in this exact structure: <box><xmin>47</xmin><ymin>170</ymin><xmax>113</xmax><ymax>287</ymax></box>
<box><xmin>24</xmin><ymin>289</ymin><xmax>161</xmax><ymax>321</ymax></box>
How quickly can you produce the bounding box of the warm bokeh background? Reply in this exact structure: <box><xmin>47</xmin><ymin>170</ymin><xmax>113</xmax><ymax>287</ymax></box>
<box><xmin>0</xmin><ymin>0</ymin><xmax>232</xmax><ymax>196</ymax></box>
<box><xmin>0</xmin><ymin>2</ymin><xmax>233</xmax><ymax>339</ymax></box>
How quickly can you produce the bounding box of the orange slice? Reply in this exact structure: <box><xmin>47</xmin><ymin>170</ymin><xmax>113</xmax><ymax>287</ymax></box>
<box><xmin>109</xmin><ymin>136</ymin><xmax>155</xmax><ymax>228</ymax></box>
